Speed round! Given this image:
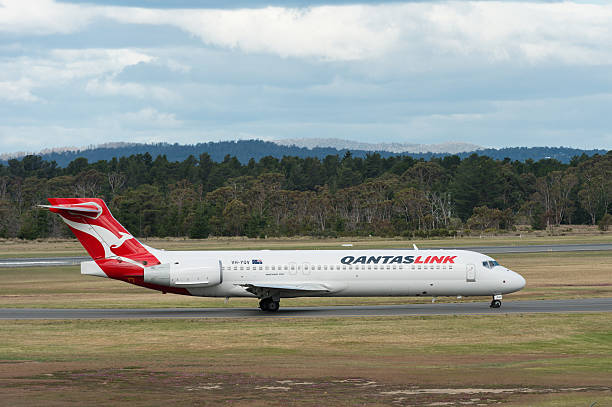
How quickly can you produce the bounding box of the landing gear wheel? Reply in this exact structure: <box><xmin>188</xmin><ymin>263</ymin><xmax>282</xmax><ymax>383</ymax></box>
<box><xmin>259</xmin><ymin>298</ymin><xmax>270</xmax><ymax>310</ymax></box>
<box><xmin>259</xmin><ymin>298</ymin><xmax>280</xmax><ymax>312</ymax></box>
<box><xmin>490</xmin><ymin>299</ymin><xmax>502</xmax><ymax>308</ymax></box>
<box><xmin>267</xmin><ymin>301</ymin><xmax>280</xmax><ymax>312</ymax></box>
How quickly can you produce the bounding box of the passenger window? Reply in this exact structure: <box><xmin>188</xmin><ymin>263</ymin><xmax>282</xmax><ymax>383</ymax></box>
<box><xmin>284</xmin><ymin>265</ymin><xmax>288</xmax><ymax>270</ymax></box>
<box><xmin>449</xmin><ymin>265</ymin><xmax>453</xmax><ymax>270</ymax></box>
<box><xmin>411</xmin><ymin>265</ymin><xmax>415</xmax><ymax>270</ymax></box>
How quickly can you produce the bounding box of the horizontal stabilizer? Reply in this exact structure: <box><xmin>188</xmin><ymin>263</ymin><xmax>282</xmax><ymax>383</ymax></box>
<box><xmin>38</xmin><ymin>203</ymin><xmax>102</xmax><ymax>216</ymax></box>
<box><xmin>81</xmin><ymin>261</ymin><xmax>107</xmax><ymax>278</ymax></box>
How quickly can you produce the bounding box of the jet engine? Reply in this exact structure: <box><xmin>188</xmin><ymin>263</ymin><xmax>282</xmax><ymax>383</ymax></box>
<box><xmin>143</xmin><ymin>259</ymin><xmax>222</xmax><ymax>288</ymax></box>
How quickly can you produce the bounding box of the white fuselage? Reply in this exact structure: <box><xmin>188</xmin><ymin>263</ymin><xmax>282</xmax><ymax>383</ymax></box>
<box><xmin>143</xmin><ymin>248</ymin><xmax>526</xmax><ymax>299</ymax></box>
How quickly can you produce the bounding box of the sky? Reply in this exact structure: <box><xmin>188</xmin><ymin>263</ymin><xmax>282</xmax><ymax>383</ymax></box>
<box><xmin>1</xmin><ymin>0</ymin><xmax>611</xmax><ymax>154</ymax></box>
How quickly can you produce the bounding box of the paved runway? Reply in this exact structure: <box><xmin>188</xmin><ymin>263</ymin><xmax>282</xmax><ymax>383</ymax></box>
<box><xmin>1</xmin><ymin>243</ymin><xmax>610</xmax><ymax>268</ymax></box>
<box><xmin>442</xmin><ymin>243</ymin><xmax>612</xmax><ymax>253</ymax></box>
<box><xmin>0</xmin><ymin>256</ymin><xmax>85</xmax><ymax>267</ymax></box>
<box><xmin>1</xmin><ymin>298</ymin><xmax>610</xmax><ymax>319</ymax></box>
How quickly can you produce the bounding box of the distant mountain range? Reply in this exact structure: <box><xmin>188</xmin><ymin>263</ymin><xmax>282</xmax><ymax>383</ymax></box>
<box><xmin>274</xmin><ymin>138</ymin><xmax>481</xmax><ymax>154</ymax></box>
<box><xmin>1</xmin><ymin>139</ymin><xmax>608</xmax><ymax>167</ymax></box>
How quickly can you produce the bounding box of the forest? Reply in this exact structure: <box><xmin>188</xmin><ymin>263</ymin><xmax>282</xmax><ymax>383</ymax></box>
<box><xmin>0</xmin><ymin>150</ymin><xmax>610</xmax><ymax>239</ymax></box>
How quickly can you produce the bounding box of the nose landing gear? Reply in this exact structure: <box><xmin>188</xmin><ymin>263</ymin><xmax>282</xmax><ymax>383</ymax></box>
<box><xmin>490</xmin><ymin>294</ymin><xmax>502</xmax><ymax>308</ymax></box>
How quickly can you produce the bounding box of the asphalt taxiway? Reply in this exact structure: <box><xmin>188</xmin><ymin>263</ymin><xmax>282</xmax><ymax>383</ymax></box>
<box><xmin>1</xmin><ymin>298</ymin><xmax>610</xmax><ymax>319</ymax></box>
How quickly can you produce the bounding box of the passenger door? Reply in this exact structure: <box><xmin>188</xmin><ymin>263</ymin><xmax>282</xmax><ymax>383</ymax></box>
<box><xmin>466</xmin><ymin>264</ymin><xmax>476</xmax><ymax>282</ymax></box>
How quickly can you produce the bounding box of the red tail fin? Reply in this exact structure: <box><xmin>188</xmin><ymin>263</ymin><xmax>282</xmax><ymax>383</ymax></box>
<box><xmin>41</xmin><ymin>198</ymin><xmax>159</xmax><ymax>266</ymax></box>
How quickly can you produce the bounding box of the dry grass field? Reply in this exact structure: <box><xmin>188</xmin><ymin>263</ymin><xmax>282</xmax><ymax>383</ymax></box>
<box><xmin>0</xmin><ymin>314</ymin><xmax>610</xmax><ymax>406</ymax></box>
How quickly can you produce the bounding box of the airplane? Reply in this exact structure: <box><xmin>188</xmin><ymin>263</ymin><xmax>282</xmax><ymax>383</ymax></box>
<box><xmin>39</xmin><ymin>198</ymin><xmax>526</xmax><ymax>311</ymax></box>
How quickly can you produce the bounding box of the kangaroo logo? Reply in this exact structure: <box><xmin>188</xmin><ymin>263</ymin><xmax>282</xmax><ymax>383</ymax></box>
<box><xmin>62</xmin><ymin>217</ymin><xmax>140</xmax><ymax>266</ymax></box>
<box><xmin>111</xmin><ymin>232</ymin><xmax>135</xmax><ymax>249</ymax></box>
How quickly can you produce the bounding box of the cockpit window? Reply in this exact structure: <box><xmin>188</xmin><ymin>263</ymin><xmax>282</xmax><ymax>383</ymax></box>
<box><xmin>482</xmin><ymin>260</ymin><xmax>500</xmax><ymax>269</ymax></box>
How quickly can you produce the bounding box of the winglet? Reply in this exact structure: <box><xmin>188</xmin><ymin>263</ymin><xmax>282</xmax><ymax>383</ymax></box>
<box><xmin>413</xmin><ymin>244</ymin><xmax>419</xmax><ymax>250</ymax></box>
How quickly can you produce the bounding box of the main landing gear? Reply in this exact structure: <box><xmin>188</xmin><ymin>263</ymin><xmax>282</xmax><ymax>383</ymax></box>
<box><xmin>490</xmin><ymin>294</ymin><xmax>502</xmax><ymax>308</ymax></box>
<box><xmin>259</xmin><ymin>297</ymin><xmax>280</xmax><ymax>312</ymax></box>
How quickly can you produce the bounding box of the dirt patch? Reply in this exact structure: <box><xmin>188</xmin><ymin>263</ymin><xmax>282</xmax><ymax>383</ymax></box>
<box><xmin>2</xmin><ymin>366</ymin><xmax>609</xmax><ymax>407</ymax></box>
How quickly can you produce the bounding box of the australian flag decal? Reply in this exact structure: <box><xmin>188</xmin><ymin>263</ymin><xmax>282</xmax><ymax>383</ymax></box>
<box><xmin>252</xmin><ymin>259</ymin><xmax>263</xmax><ymax>264</ymax></box>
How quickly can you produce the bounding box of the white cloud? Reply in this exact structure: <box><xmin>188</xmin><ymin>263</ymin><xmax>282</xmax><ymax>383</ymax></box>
<box><xmin>0</xmin><ymin>0</ymin><xmax>95</xmax><ymax>35</ymax></box>
<box><xmin>1</xmin><ymin>1</ymin><xmax>611</xmax><ymax>152</ymax></box>
<box><xmin>117</xmin><ymin>108</ymin><xmax>182</xmax><ymax>128</ymax></box>
<box><xmin>420</xmin><ymin>2</ymin><xmax>612</xmax><ymax>65</ymax></box>
<box><xmin>0</xmin><ymin>79</ymin><xmax>39</xmax><ymax>102</ymax></box>
<box><xmin>0</xmin><ymin>48</ymin><xmax>155</xmax><ymax>102</ymax></box>
<box><xmin>3</xmin><ymin>1</ymin><xmax>612</xmax><ymax>64</ymax></box>
<box><xmin>49</xmin><ymin>49</ymin><xmax>154</xmax><ymax>78</ymax></box>
<box><xmin>85</xmin><ymin>79</ymin><xmax>177</xmax><ymax>102</ymax></box>
<box><xmin>163</xmin><ymin>59</ymin><xmax>191</xmax><ymax>73</ymax></box>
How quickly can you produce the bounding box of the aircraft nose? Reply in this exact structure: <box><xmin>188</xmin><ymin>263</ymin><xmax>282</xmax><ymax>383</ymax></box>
<box><xmin>506</xmin><ymin>270</ymin><xmax>526</xmax><ymax>292</ymax></box>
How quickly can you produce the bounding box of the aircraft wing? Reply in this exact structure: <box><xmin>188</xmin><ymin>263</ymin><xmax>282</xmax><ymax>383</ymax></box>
<box><xmin>238</xmin><ymin>282</ymin><xmax>336</xmax><ymax>297</ymax></box>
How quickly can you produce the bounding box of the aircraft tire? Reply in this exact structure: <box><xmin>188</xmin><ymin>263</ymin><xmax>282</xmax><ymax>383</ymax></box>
<box><xmin>259</xmin><ymin>298</ymin><xmax>270</xmax><ymax>311</ymax></box>
<box><xmin>266</xmin><ymin>301</ymin><xmax>280</xmax><ymax>312</ymax></box>
<box><xmin>259</xmin><ymin>298</ymin><xmax>279</xmax><ymax>312</ymax></box>
<box><xmin>490</xmin><ymin>300</ymin><xmax>502</xmax><ymax>308</ymax></box>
